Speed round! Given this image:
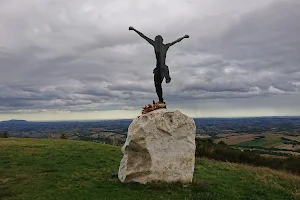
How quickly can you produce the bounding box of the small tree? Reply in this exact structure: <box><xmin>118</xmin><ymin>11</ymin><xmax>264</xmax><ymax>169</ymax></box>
<box><xmin>218</xmin><ymin>140</ymin><xmax>226</xmax><ymax>145</ymax></box>
<box><xmin>60</xmin><ymin>132</ymin><xmax>68</xmax><ymax>139</ymax></box>
<box><xmin>0</xmin><ymin>131</ymin><xmax>9</xmax><ymax>138</ymax></box>
<box><xmin>4</xmin><ymin>131</ymin><xmax>8</xmax><ymax>138</ymax></box>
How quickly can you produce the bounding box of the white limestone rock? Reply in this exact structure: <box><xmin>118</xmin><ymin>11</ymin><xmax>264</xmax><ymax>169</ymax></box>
<box><xmin>118</xmin><ymin>109</ymin><xmax>196</xmax><ymax>184</ymax></box>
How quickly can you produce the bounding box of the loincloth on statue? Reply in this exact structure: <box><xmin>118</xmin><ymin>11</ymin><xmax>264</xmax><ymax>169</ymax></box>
<box><xmin>153</xmin><ymin>65</ymin><xmax>171</xmax><ymax>84</ymax></box>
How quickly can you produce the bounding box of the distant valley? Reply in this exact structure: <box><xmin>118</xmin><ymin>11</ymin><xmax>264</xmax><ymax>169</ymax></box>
<box><xmin>1</xmin><ymin>116</ymin><xmax>300</xmax><ymax>157</ymax></box>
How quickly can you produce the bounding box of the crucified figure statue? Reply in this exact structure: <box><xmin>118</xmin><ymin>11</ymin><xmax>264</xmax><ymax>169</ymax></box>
<box><xmin>129</xmin><ymin>26</ymin><xmax>189</xmax><ymax>105</ymax></box>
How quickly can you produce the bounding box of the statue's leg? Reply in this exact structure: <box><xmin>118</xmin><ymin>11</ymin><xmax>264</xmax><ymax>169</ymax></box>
<box><xmin>154</xmin><ymin>72</ymin><xmax>164</xmax><ymax>103</ymax></box>
<box><xmin>165</xmin><ymin>65</ymin><xmax>171</xmax><ymax>83</ymax></box>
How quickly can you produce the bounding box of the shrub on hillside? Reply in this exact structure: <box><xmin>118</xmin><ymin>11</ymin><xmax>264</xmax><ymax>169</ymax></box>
<box><xmin>60</xmin><ymin>132</ymin><xmax>68</xmax><ymax>139</ymax></box>
<box><xmin>218</xmin><ymin>140</ymin><xmax>226</xmax><ymax>145</ymax></box>
<box><xmin>0</xmin><ymin>131</ymin><xmax>9</xmax><ymax>138</ymax></box>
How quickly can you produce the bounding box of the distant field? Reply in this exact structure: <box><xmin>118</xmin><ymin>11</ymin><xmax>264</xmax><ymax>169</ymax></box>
<box><xmin>216</xmin><ymin>133</ymin><xmax>241</xmax><ymax>138</ymax></box>
<box><xmin>216</xmin><ymin>133</ymin><xmax>288</xmax><ymax>145</ymax></box>
<box><xmin>277</xmin><ymin>151</ymin><xmax>300</xmax><ymax>156</ymax></box>
<box><xmin>276</xmin><ymin>144</ymin><xmax>300</xmax><ymax>151</ymax></box>
<box><xmin>216</xmin><ymin>133</ymin><xmax>300</xmax><ymax>147</ymax></box>
<box><xmin>286</xmin><ymin>136</ymin><xmax>300</xmax><ymax>142</ymax></box>
<box><xmin>237</xmin><ymin>136</ymin><xmax>282</xmax><ymax>148</ymax></box>
<box><xmin>215</xmin><ymin>133</ymin><xmax>300</xmax><ymax>156</ymax></box>
<box><xmin>215</xmin><ymin>134</ymin><xmax>258</xmax><ymax>145</ymax></box>
<box><xmin>1</xmin><ymin>138</ymin><xmax>300</xmax><ymax>200</ymax></box>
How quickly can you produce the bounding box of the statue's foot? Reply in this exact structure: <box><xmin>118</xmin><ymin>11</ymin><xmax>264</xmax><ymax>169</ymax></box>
<box><xmin>166</xmin><ymin>77</ymin><xmax>171</xmax><ymax>83</ymax></box>
<box><xmin>157</xmin><ymin>101</ymin><xmax>166</xmax><ymax>109</ymax></box>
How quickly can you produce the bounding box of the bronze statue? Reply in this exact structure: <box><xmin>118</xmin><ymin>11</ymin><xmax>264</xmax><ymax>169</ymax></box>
<box><xmin>129</xmin><ymin>26</ymin><xmax>189</xmax><ymax>106</ymax></box>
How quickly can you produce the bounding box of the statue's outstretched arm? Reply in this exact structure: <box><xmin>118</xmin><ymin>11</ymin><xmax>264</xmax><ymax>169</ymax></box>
<box><xmin>167</xmin><ymin>35</ymin><xmax>189</xmax><ymax>47</ymax></box>
<box><xmin>129</xmin><ymin>26</ymin><xmax>154</xmax><ymax>46</ymax></box>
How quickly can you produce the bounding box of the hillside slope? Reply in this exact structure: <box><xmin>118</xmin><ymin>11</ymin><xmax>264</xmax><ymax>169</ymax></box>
<box><xmin>0</xmin><ymin>138</ymin><xmax>299</xmax><ymax>200</ymax></box>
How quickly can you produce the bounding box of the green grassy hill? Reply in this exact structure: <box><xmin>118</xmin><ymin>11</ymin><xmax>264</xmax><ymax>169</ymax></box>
<box><xmin>1</xmin><ymin>138</ymin><xmax>299</xmax><ymax>200</ymax></box>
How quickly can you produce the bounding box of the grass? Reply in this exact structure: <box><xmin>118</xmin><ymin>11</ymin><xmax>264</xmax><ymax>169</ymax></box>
<box><xmin>1</xmin><ymin>138</ymin><xmax>300</xmax><ymax>200</ymax></box>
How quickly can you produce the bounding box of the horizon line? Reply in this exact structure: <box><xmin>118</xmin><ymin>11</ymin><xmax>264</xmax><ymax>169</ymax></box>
<box><xmin>1</xmin><ymin>115</ymin><xmax>300</xmax><ymax>123</ymax></box>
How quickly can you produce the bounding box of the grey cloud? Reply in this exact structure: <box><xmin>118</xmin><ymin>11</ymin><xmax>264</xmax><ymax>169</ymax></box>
<box><xmin>1</xmin><ymin>0</ymin><xmax>300</xmax><ymax>116</ymax></box>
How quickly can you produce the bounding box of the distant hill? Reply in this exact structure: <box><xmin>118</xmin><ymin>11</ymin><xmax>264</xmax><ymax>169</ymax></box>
<box><xmin>0</xmin><ymin>119</ymin><xmax>28</xmax><ymax>123</ymax></box>
<box><xmin>0</xmin><ymin>138</ymin><xmax>299</xmax><ymax>200</ymax></box>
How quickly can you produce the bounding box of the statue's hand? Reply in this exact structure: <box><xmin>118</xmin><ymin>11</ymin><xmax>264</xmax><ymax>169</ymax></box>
<box><xmin>129</xmin><ymin>26</ymin><xmax>134</xmax><ymax>31</ymax></box>
<box><xmin>184</xmin><ymin>35</ymin><xmax>189</xmax><ymax>38</ymax></box>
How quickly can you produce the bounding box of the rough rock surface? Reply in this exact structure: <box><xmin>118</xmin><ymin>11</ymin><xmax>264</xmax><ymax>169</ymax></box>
<box><xmin>118</xmin><ymin>109</ymin><xmax>196</xmax><ymax>184</ymax></box>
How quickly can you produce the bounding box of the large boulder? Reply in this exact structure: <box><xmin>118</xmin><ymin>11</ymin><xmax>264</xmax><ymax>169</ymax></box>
<box><xmin>118</xmin><ymin>109</ymin><xmax>196</xmax><ymax>184</ymax></box>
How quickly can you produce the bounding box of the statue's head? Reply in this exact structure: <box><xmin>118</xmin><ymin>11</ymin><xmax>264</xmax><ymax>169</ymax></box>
<box><xmin>155</xmin><ymin>35</ymin><xmax>163</xmax><ymax>43</ymax></box>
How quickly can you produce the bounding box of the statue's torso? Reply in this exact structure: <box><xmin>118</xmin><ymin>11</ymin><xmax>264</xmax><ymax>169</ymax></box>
<box><xmin>153</xmin><ymin>43</ymin><xmax>169</xmax><ymax>68</ymax></box>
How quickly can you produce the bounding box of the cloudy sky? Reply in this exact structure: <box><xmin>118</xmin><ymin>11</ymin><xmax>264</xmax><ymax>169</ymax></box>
<box><xmin>0</xmin><ymin>0</ymin><xmax>300</xmax><ymax>121</ymax></box>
